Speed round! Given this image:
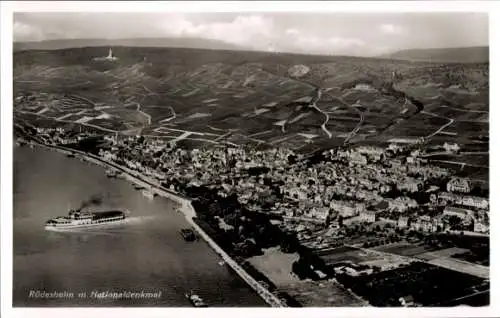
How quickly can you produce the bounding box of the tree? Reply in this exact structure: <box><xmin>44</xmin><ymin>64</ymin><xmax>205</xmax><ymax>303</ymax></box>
<box><xmin>281</xmin><ymin>233</ymin><xmax>299</xmax><ymax>253</ymax></box>
<box><xmin>448</xmin><ymin>215</ymin><xmax>462</xmax><ymax>230</ymax></box>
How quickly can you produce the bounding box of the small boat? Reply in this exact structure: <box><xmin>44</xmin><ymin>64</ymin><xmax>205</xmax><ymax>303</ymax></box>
<box><xmin>142</xmin><ymin>189</ymin><xmax>156</xmax><ymax>200</ymax></box>
<box><xmin>134</xmin><ymin>184</ymin><xmax>145</xmax><ymax>190</ymax></box>
<box><xmin>66</xmin><ymin>152</ymin><xmax>75</xmax><ymax>158</ymax></box>
<box><xmin>218</xmin><ymin>261</ymin><xmax>225</xmax><ymax>266</ymax></box>
<box><xmin>180</xmin><ymin>228</ymin><xmax>196</xmax><ymax>241</ymax></box>
<box><xmin>106</xmin><ymin>169</ymin><xmax>118</xmax><ymax>178</ymax></box>
<box><xmin>185</xmin><ymin>291</ymin><xmax>208</xmax><ymax>307</ymax></box>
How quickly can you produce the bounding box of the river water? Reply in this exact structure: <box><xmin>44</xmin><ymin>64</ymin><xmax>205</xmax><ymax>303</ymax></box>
<box><xmin>13</xmin><ymin>146</ymin><xmax>267</xmax><ymax>307</ymax></box>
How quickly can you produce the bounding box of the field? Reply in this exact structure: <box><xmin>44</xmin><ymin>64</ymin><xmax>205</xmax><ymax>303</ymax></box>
<box><xmin>285</xmin><ymin>280</ymin><xmax>367</xmax><ymax>307</ymax></box>
<box><xmin>317</xmin><ymin>246</ymin><xmax>380</xmax><ymax>264</ymax></box>
<box><xmin>14</xmin><ymin>46</ymin><xmax>488</xmax><ymax>160</ymax></box>
<box><xmin>317</xmin><ymin>245</ymin><xmax>410</xmax><ymax>270</ymax></box>
<box><xmin>247</xmin><ymin>247</ymin><xmax>300</xmax><ymax>287</ymax></box>
<box><xmin>337</xmin><ymin>262</ymin><xmax>489</xmax><ymax>307</ymax></box>
<box><xmin>375</xmin><ymin>243</ymin><xmax>439</xmax><ymax>257</ymax></box>
<box><xmin>247</xmin><ymin>247</ymin><xmax>365</xmax><ymax>306</ymax></box>
<box><xmin>374</xmin><ymin>243</ymin><xmax>489</xmax><ymax>278</ymax></box>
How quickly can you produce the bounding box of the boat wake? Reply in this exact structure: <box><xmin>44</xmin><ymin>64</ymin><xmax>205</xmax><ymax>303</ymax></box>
<box><xmin>124</xmin><ymin>215</ymin><xmax>158</xmax><ymax>224</ymax></box>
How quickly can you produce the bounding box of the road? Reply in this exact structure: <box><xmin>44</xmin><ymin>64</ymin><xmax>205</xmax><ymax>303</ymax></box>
<box><xmin>434</xmin><ymin>288</ymin><xmax>489</xmax><ymax>306</ymax></box>
<box><xmin>343</xmin><ymin>106</ymin><xmax>364</xmax><ymax>144</ymax></box>
<box><xmin>16</xmin><ymin>110</ymin><xmax>119</xmax><ymax>133</ymax></box>
<box><xmin>421</xmin><ymin>111</ymin><xmax>455</xmax><ymax>138</ymax></box>
<box><xmin>324</xmin><ymin>92</ymin><xmax>365</xmax><ymax>144</ymax></box>
<box><xmin>310</xmin><ymin>103</ymin><xmax>333</xmax><ymax>139</ymax></box>
<box><xmin>427</xmin><ymin>159</ymin><xmax>488</xmax><ymax>169</ymax></box>
<box><xmin>440</xmin><ymin>105</ymin><xmax>488</xmax><ymax>114</ymax></box>
<box><xmin>135</xmin><ymin>102</ymin><xmax>152</xmax><ymax>125</ymax></box>
<box><xmin>159</xmin><ymin>106</ymin><xmax>177</xmax><ymax>123</ymax></box>
<box><xmin>419</xmin><ymin>151</ymin><xmax>488</xmax><ymax>158</ymax></box>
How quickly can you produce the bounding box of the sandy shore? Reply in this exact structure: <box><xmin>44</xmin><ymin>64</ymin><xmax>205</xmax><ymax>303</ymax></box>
<box><xmin>248</xmin><ymin>247</ymin><xmax>301</xmax><ymax>288</ymax></box>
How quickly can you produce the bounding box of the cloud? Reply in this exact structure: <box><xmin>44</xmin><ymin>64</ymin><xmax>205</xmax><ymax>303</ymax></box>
<box><xmin>380</xmin><ymin>23</ymin><xmax>404</xmax><ymax>35</ymax></box>
<box><xmin>283</xmin><ymin>28</ymin><xmax>365</xmax><ymax>54</ymax></box>
<box><xmin>327</xmin><ymin>37</ymin><xmax>365</xmax><ymax>48</ymax></box>
<box><xmin>159</xmin><ymin>15</ymin><xmax>274</xmax><ymax>48</ymax></box>
<box><xmin>14</xmin><ymin>14</ymin><xmax>110</xmax><ymax>41</ymax></box>
<box><xmin>13</xmin><ymin>21</ymin><xmax>43</xmax><ymax>41</ymax></box>
<box><xmin>285</xmin><ymin>28</ymin><xmax>300</xmax><ymax>36</ymax></box>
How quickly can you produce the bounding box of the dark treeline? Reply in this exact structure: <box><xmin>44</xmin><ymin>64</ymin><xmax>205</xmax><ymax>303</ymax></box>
<box><xmin>336</xmin><ymin>262</ymin><xmax>488</xmax><ymax>307</ymax></box>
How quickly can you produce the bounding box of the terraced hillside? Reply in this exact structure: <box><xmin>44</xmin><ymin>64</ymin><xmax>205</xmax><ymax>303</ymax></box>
<box><xmin>14</xmin><ymin>47</ymin><xmax>489</xmax><ymax>157</ymax></box>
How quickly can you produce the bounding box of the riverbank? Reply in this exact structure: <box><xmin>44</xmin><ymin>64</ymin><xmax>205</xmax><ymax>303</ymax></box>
<box><xmin>29</xmin><ymin>141</ymin><xmax>286</xmax><ymax>307</ymax></box>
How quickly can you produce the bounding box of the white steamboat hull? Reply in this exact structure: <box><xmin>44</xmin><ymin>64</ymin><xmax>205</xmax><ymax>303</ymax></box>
<box><xmin>44</xmin><ymin>218</ymin><xmax>127</xmax><ymax>231</ymax></box>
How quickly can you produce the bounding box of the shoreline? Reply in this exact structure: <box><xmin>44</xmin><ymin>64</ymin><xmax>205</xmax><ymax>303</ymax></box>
<box><xmin>26</xmin><ymin>142</ymin><xmax>286</xmax><ymax>307</ymax></box>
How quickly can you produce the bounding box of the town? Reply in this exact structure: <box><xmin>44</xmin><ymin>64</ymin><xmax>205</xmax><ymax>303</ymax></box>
<box><xmin>9</xmin><ymin>9</ymin><xmax>492</xmax><ymax>311</ymax></box>
<box><xmin>16</xmin><ymin>124</ymin><xmax>490</xmax><ymax>307</ymax></box>
<box><xmin>28</xmin><ymin>126</ymin><xmax>490</xmax><ymax>236</ymax></box>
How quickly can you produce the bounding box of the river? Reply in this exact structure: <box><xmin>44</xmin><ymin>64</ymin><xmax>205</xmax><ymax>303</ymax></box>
<box><xmin>13</xmin><ymin>146</ymin><xmax>267</xmax><ymax>307</ymax></box>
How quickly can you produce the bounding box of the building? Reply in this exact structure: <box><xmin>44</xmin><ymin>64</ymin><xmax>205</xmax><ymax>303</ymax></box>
<box><xmin>389</xmin><ymin>197</ymin><xmax>418</xmax><ymax>213</ymax></box>
<box><xmin>306</xmin><ymin>207</ymin><xmax>330</xmax><ymax>222</ymax></box>
<box><xmin>360</xmin><ymin>210</ymin><xmax>378</xmax><ymax>223</ymax></box>
<box><xmin>406</xmin><ymin>157</ymin><xmax>416</xmax><ymax>164</ymax></box>
<box><xmin>474</xmin><ymin>220</ymin><xmax>489</xmax><ymax>233</ymax></box>
<box><xmin>330</xmin><ymin>200</ymin><xmax>365</xmax><ymax>218</ymax></box>
<box><xmin>399</xmin><ymin>295</ymin><xmax>416</xmax><ymax>307</ymax></box>
<box><xmin>438</xmin><ymin>192</ymin><xmax>461</xmax><ymax>204</ymax></box>
<box><xmin>349</xmin><ymin>152</ymin><xmax>367</xmax><ymax>165</ymax></box>
<box><xmin>397</xmin><ymin>179</ymin><xmax>422</xmax><ymax>193</ymax></box>
<box><xmin>431</xmin><ymin>217</ymin><xmax>444</xmax><ymax>232</ymax></box>
<box><xmin>389</xmin><ymin>159</ymin><xmax>402</xmax><ymax>167</ymax></box>
<box><xmin>461</xmin><ymin>196</ymin><xmax>488</xmax><ymax>210</ymax></box>
<box><xmin>356</xmin><ymin>146</ymin><xmax>384</xmax><ymax>156</ymax></box>
<box><xmin>410</xmin><ymin>216</ymin><xmax>432</xmax><ymax>232</ymax></box>
<box><xmin>443</xmin><ymin>206</ymin><xmax>471</xmax><ymax>219</ymax></box>
<box><xmin>356</xmin><ymin>146</ymin><xmax>384</xmax><ymax>161</ymax></box>
<box><xmin>334</xmin><ymin>266</ymin><xmax>374</xmax><ymax>277</ymax></box>
<box><xmin>397</xmin><ymin>216</ymin><xmax>409</xmax><ymax>228</ymax></box>
<box><xmin>443</xmin><ymin>142</ymin><xmax>460</xmax><ymax>153</ymax></box>
<box><xmin>447</xmin><ymin>178</ymin><xmax>471</xmax><ymax>194</ymax></box>
<box><xmin>286</xmin><ymin>188</ymin><xmax>307</xmax><ymax>201</ymax></box>
<box><xmin>387</xmin><ymin>144</ymin><xmax>402</xmax><ymax>152</ymax></box>
<box><xmin>93</xmin><ymin>48</ymin><xmax>118</xmax><ymax>61</ymax></box>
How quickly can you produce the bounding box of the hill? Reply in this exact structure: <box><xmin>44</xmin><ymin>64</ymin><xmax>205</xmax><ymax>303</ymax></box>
<box><xmin>381</xmin><ymin>46</ymin><xmax>489</xmax><ymax>63</ymax></box>
<box><xmin>13</xmin><ymin>37</ymin><xmax>245</xmax><ymax>52</ymax></box>
<box><xmin>13</xmin><ymin>46</ymin><xmax>488</xmax><ymax>176</ymax></box>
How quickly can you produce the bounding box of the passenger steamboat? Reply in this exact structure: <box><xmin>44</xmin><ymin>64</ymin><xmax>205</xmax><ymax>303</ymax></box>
<box><xmin>44</xmin><ymin>208</ymin><xmax>127</xmax><ymax>230</ymax></box>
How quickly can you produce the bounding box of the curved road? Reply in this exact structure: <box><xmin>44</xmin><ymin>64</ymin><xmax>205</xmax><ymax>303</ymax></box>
<box><xmin>324</xmin><ymin>92</ymin><xmax>365</xmax><ymax>144</ymax></box>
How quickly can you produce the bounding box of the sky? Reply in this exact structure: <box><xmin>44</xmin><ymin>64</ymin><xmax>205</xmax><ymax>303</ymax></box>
<box><xmin>13</xmin><ymin>12</ymin><xmax>489</xmax><ymax>56</ymax></box>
